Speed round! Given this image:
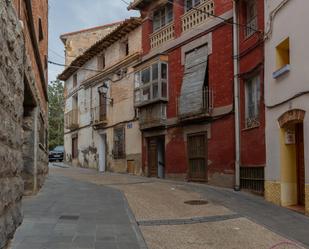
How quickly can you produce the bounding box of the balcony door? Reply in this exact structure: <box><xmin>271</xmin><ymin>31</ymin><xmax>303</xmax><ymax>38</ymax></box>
<box><xmin>99</xmin><ymin>92</ymin><xmax>107</xmax><ymax>121</ymax></box>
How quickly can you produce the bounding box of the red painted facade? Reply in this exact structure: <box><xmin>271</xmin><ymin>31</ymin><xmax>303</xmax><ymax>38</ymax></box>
<box><xmin>236</xmin><ymin>0</ymin><xmax>265</xmax><ymax>168</ymax></box>
<box><xmin>133</xmin><ymin>0</ymin><xmax>259</xmax><ymax>188</ymax></box>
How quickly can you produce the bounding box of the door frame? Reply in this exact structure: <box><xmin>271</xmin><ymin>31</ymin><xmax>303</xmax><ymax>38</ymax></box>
<box><xmin>296</xmin><ymin>123</ymin><xmax>305</xmax><ymax>206</ymax></box>
<box><xmin>98</xmin><ymin>133</ymin><xmax>107</xmax><ymax>172</ymax></box>
<box><xmin>186</xmin><ymin>132</ymin><xmax>208</xmax><ymax>182</ymax></box>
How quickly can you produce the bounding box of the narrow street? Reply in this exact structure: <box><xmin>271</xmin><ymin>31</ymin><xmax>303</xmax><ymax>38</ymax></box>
<box><xmin>12</xmin><ymin>164</ymin><xmax>309</xmax><ymax>249</ymax></box>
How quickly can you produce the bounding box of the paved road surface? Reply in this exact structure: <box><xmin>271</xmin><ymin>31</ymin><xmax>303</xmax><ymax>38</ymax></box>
<box><xmin>12</xmin><ymin>174</ymin><xmax>147</xmax><ymax>249</ymax></box>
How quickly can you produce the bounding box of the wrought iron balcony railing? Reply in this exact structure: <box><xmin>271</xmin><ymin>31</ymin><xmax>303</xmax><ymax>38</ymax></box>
<box><xmin>64</xmin><ymin>109</ymin><xmax>79</xmax><ymax>130</ymax></box>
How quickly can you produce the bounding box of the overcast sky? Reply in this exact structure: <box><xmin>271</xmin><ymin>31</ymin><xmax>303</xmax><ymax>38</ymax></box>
<box><xmin>48</xmin><ymin>0</ymin><xmax>139</xmax><ymax>83</ymax></box>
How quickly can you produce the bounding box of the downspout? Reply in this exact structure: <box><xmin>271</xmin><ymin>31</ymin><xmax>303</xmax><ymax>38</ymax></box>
<box><xmin>233</xmin><ymin>1</ymin><xmax>241</xmax><ymax>191</ymax></box>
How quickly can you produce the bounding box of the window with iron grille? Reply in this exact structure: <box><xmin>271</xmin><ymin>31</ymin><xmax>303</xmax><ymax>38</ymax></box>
<box><xmin>153</xmin><ymin>2</ymin><xmax>174</xmax><ymax>31</ymax></box>
<box><xmin>245</xmin><ymin>0</ymin><xmax>257</xmax><ymax>37</ymax></box>
<box><xmin>245</xmin><ymin>75</ymin><xmax>260</xmax><ymax>128</ymax></box>
<box><xmin>113</xmin><ymin>126</ymin><xmax>125</xmax><ymax>159</ymax></box>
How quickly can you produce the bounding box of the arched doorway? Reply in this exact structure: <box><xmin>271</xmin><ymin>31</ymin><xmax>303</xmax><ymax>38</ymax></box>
<box><xmin>278</xmin><ymin>109</ymin><xmax>305</xmax><ymax>210</ymax></box>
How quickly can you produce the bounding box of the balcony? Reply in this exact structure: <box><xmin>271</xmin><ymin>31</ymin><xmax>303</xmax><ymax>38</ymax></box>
<box><xmin>178</xmin><ymin>87</ymin><xmax>214</xmax><ymax>122</ymax></box>
<box><xmin>139</xmin><ymin>103</ymin><xmax>167</xmax><ymax>130</ymax></box>
<box><xmin>245</xmin><ymin>17</ymin><xmax>258</xmax><ymax>37</ymax></box>
<box><xmin>150</xmin><ymin>23</ymin><xmax>175</xmax><ymax>49</ymax></box>
<box><xmin>182</xmin><ymin>0</ymin><xmax>214</xmax><ymax>33</ymax></box>
<box><xmin>64</xmin><ymin>109</ymin><xmax>79</xmax><ymax>130</ymax></box>
<box><xmin>92</xmin><ymin>105</ymin><xmax>108</xmax><ymax>129</ymax></box>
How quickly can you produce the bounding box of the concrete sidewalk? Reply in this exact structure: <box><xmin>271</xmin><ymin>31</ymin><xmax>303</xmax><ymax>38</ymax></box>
<box><xmin>184</xmin><ymin>183</ymin><xmax>309</xmax><ymax>248</ymax></box>
<box><xmin>11</xmin><ymin>174</ymin><xmax>147</xmax><ymax>249</ymax></box>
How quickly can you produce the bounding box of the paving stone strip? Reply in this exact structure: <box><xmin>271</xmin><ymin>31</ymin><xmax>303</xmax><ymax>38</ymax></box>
<box><xmin>137</xmin><ymin>213</ymin><xmax>242</xmax><ymax>226</ymax></box>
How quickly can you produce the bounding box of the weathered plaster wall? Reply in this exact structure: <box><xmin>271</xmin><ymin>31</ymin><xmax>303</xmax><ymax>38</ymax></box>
<box><xmin>63</xmin><ymin>25</ymin><xmax>142</xmax><ymax>175</ymax></box>
<box><xmin>0</xmin><ymin>1</ymin><xmax>24</xmax><ymax>247</ymax></box>
<box><xmin>62</xmin><ymin>23</ymin><xmax>120</xmax><ymax>65</ymax></box>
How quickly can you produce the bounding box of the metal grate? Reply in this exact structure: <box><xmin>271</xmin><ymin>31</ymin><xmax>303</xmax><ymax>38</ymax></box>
<box><xmin>184</xmin><ymin>200</ymin><xmax>208</xmax><ymax>205</ymax></box>
<box><xmin>240</xmin><ymin>167</ymin><xmax>264</xmax><ymax>194</ymax></box>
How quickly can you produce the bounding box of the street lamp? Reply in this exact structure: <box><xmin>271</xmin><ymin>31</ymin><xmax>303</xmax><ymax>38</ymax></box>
<box><xmin>98</xmin><ymin>82</ymin><xmax>113</xmax><ymax>105</ymax></box>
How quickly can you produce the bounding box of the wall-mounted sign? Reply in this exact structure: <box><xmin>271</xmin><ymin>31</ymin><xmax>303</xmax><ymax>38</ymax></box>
<box><xmin>285</xmin><ymin>129</ymin><xmax>295</xmax><ymax>145</ymax></box>
<box><xmin>127</xmin><ymin>123</ymin><xmax>133</xmax><ymax>129</ymax></box>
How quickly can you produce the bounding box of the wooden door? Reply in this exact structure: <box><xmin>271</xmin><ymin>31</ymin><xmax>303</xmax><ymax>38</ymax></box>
<box><xmin>296</xmin><ymin>123</ymin><xmax>305</xmax><ymax>206</ymax></box>
<box><xmin>72</xmin><ymin>137</ymin><xmax>78</xmax><ymax>159</ymax></box>
<box><xmin>148</xmin><ymin>138</ymin><xmax>158</xmax><ymax>177</ymax></box>
<box><xmin>187</xmin><ymin>133</ymin><xmax>208</xmax><ymax>181</ymax></box>
<box><xmin>127</xmin><ymin>160</ymin><xmax>135</xmax><ymax>174</ymax></box>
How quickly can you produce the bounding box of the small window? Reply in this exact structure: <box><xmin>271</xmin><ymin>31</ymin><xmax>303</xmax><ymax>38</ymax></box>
<box><xmin>73</xmin><ymin>74</ymin><xmax>77</xmax><ymax>88</ymax></box>
<box><xmin>38</xmin><ymin>18</ymin><xmax>44</xmax><ymax>41</ymax></box>
<box><xmin>276</xmin><ymin>38</ymin><xmax>290</xmax><ymax>70</ymax></box>
<box><xmin>244</xmin><ymin>0</ymin><xmax>257</xmax><ymax>37</ymax></box>
<box><xmin>98</xmin><ymin>54</ymin><xmax>106</xmax><ymax>70</ymax></box>
<box><xmin>113</xmin><ymin>127</ymin><xmax>125</xmax><ymax>159</ymax></box>
<box><xmin>245</xmin><ymin>75</ymin><xmax>260</xmax><ymax>128</ymax></box>
<box><xmin>125</xmin><ymin>40</ymin><xmax>129</xmax><ymax>56</ymax></box>
<box><xmin>153</xmin><ymin>2</ymin><xmax>173</xmax><ymax>31</ymax></box>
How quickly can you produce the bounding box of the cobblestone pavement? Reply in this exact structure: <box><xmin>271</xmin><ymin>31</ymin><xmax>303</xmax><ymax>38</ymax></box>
<box><xmin>11</xmin><ymin>170</ymin><xmax>147</xmax><ymax>249</ymax></box>
<box><xmin>46</xmin><ymin>164</ymin><xmax>308</xmax><ymax>249</ymax></box>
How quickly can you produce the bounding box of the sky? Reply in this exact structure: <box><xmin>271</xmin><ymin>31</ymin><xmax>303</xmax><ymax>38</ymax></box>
<box><xmin>48</xmin><ymin>0</ymin><xmax>139</xmax><ymax>83</ymax></box>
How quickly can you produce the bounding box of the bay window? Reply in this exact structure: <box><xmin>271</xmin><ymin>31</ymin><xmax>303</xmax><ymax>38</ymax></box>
<box><xmin>134</xmin><ymin>62</ymin><xmax>168</xmax><ymax>105</ymax></box>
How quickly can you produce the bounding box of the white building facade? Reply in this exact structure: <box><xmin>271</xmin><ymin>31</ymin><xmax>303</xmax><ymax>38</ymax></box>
<box><xmin>59</xmin><ymin>18</ymin><xmax>143</xmax><ymax>175</ymax></box>
<box><xmin>264</xmin><ymin>0</ymin><xmax>309</xmax><ymax>215</ymax></box>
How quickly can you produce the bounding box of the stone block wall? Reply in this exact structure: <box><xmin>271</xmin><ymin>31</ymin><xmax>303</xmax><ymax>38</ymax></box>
<box><xmin>0</xmin><ymin>1</ymin><xmax>25</xmax><ymax>248</ymax></box>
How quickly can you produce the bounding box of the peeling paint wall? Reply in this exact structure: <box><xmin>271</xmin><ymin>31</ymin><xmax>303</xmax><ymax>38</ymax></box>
<box><xmin>63</xmin><ymin>26</ymin><xmax>142</xmax><ymax>175</ymax></box>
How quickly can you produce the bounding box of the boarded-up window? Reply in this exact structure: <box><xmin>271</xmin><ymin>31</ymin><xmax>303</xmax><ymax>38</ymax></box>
<box><xmin>245</xmin><ymin>75</ymin><xmax>260</xmax><ymax>128</ymax></box>
<box><xmin>113</xmin><ymin>127</ymin><xmax>125</xmax><ymax>159</ymax></box>
<box><xmin>179</xmin><ymin>45</ymin><xmax>208</xmax><ymax>117</ymax></box>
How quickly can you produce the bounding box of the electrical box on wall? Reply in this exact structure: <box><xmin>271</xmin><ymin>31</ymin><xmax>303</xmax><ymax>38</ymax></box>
<box><xmin>285</xmin><ymin>129</ymin><xmax>295</xmax><ymax>145</ymax></box>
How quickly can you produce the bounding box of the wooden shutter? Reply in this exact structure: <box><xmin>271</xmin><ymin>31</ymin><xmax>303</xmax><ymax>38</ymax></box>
<box><xmin>179</xmin><ymin>45</ymin><xmax>208</xmax><ymax>117</ymax></box>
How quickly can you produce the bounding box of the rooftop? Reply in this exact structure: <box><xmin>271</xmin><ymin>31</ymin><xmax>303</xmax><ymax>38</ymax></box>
<box><xmin>58</xmin><ymin>17</ymin><xmax>142</xmax><ymax>81</ymax></box>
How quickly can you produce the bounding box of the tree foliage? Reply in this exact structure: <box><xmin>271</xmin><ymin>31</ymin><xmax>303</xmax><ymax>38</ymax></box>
<box><xmin>48</xmin><ymin>80</ymin><xmax>64</xmax><ymax>150</ymax></box>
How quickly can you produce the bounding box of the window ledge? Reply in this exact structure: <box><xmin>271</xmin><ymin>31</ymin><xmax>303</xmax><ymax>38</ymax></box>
<box><xmin>273</xmin><ymin>64</ymin><xmax>290</xmax><ymax>79</ymax></box>
<box><xmin>242</xmin><ymin>124</ymin><xmax>260</xmax><ymax>131</ymax></box>
<box><xmin>135</xmin><ymin>98</ymin><xmax>168</xmax><ymax>108</ymax></box>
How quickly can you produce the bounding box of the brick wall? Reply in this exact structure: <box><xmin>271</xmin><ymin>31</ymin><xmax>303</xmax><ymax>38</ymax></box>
<box><xmin>0</xmin><ymin>1</ymin><xmax>25</xmax><ymax>247</ymax></box>
<box><xmin>237</xmin><ymin>0</ymin><xmax>266</xmax><ymax>167</ymax></box>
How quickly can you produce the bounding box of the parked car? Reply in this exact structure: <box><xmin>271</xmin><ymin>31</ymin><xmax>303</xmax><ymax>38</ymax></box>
<box><xmin>49</xmin><ymin>146</ymin><xmax>64</xmax><ymax>162</ymax></box>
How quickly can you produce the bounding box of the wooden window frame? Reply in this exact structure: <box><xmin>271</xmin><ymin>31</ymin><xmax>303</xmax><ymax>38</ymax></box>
<box><xmin>153</xmin><ymin>2</ymin><xmax>174</xmax><ymax>32</ymax></box>
<box><xmin>244</xmin><ymin>0</ymin><xmax>257</xmax><ymax>37</ymax></box>
<box><xmin>134</xmin><ymin>62</ymin><xmax>168</xmax><ymax>105</ymax></box>
<box><xmin>73</xmin><ymin>74</ymin><xmax>78</xmax><ymax>88</ymax></box>
<box><xmin>185</xmin><ymin>0</ymin><xmax>201</xmax><ymax>12</ymax></box>
<box><xmin>245</xmin><ymin>75</ymin><xmax>260</xmax><ymax>129</ymax></box>
<box><xmin>97</xmin><ymin>53</ymin><xmax>106</xmax><ymax>70</ymax></box>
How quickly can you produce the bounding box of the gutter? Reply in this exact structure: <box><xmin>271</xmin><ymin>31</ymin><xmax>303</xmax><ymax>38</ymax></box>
<box><xmin>25</xmin><ymin>0</ymin><xmax>48</xmax><ymax>101</ymax></box>
<box><xmin>233</xmin><ymin>1</ymin><xmax>240</xmax><ymax>191</ymax></box>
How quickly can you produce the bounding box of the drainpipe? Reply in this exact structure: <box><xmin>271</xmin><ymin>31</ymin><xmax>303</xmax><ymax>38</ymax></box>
<box><xmin>233</xmin><ymin>1</ymin><xmax>241</xmax><ymax>191</ymax></box>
